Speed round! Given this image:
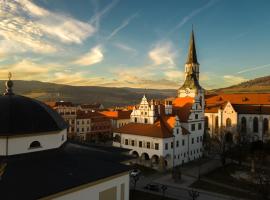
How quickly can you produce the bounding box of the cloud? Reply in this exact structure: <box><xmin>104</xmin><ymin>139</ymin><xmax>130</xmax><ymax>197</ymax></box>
<box><xmin>73</xmin><ymin>45</ymin><xmax>104</xmax><ymax>66</ymax></box>
<box><xmin>164</xmin><ymin>70</ymin><xmax>184</xmax><ymax>81</ymax></box>
<box><xmin>0</xmin><ymin>59</ymin><xmax>57</xmax><ymax>80</ymax></box>
<box><xmin>107</xmin><ymin>13</ymin><xmax>139</xmax><ymax>40</ymax></box>
<box><xmin>148</xmin><ymin>41</ymin><xmax>176</xmax><ymax>68</ymax></box>
<box><xmin>170</xmin><ymin>0</ymin><xmax>219</xmax><ymax>33</ymax></box>
<box><xmin>113</xmin><ymin>43</ymin><xmax>137</xmax><ymax>54</ymax></box>
<box><xmin>236</xmin><ymin>63</ymin><xmax>270</xmax><ymax>74</ymax></box>
<box><xmin>0</xmin><ymin>0</ymin><xmax>95</xmax><ymax>54</ymax></box>
<box><xmin>223</xmin><ymin>75</ymin><xmax>247</xmax><ymax>85</ymax></box>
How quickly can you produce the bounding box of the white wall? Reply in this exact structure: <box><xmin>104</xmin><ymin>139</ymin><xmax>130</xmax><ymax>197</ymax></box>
<box><xmin>52</xmin><ymin>173</ymin><xmax>129</xmax><ymax>200</ymax></box>
<box><xmin>0</xmin><ymin>129</ymin><xmax>67</xmax><ymax>156</ymax></box>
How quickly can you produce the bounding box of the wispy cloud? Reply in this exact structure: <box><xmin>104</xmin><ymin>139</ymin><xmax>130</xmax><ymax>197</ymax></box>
<box><xmin>170</xmin><ymin>0</ymin><xmax>219</xmax><ymax>33</ymax></box>
<box><xmin>0</xmin><ymin>59</ymin><xmax>59</xmax><ymax>80</ymax></box>
<box><xmin>89</xmin><ymin>0</ymin><xmax>119</xmax><ymax>25</ymax></box>
<box><xmin>148</xmin><ymin>41</ymin><xmax>176</xmax><ymax>68</ymax></box>
<box><xmin>223</xmin><ymin>75</ymin><xmax>247</xmax><ymax>85</ymax></box>
<box><xmin>0</xmin><ymin>0</ymin><xmax>95</xmax><ymax>54</ymax></box>
<box><xmin>113</xmin><ymin>42</ymin><xmax>137</xmax><ymax>54</ymax></box>
<box><xmin>236</xmin><ymin>63</ymin><xmax>270</xmax><ymax>74</ymax></box>
<box><xmin>73</xmin><ymin>45</ymin><xmax>104</xmax><ymax>66</ymax></box>
<box><xmin>107</xmin><ymin>12</ymin><xmax>139</xmax><ymax>40</ymax></box>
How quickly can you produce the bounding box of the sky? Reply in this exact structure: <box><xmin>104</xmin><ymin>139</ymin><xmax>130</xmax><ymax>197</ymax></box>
<box><xmin>0</xmin><ymin>0</ymin><xmax>270</xmax><ymax>89</ymax></box>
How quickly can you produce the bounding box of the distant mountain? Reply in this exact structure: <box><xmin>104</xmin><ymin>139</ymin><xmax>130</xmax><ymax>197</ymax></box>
<box><xmin>0</xmin><ymin>80</ymin><xmax>176</xmax><ymax>107</ymax></box>
<box><xmin>209</xmin><ymin>75</ymin><xmax>270</xmax><ymax>94</ymax></box>
<box><xmin>1</xmin><ymin>76</ymin><xmax>269</xmax><ymax>107</ymax></box>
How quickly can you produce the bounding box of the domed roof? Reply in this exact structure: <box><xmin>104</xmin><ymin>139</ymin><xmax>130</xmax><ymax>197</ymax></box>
<box><xmin>0</xmin><ymin>74</ymin><xmax>67</xmax><ymax>136</ymax></box>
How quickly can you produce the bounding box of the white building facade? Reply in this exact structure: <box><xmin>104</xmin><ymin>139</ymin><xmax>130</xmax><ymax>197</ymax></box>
<box><xmin>113</xmin><ymin>29</ymin><xmax>204</xmax><ymax>169</ymax></box>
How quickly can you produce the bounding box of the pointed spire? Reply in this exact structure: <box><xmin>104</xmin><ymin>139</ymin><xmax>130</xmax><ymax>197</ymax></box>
<box><xmin>186</xmin><ymin>26</ymin><xmax>199</xmax><ymax>65</ymax></box>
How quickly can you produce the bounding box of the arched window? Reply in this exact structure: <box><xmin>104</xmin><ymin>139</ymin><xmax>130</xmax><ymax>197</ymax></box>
<box><xmin>241</xmin><ymin>117</ymin><xmax>247</xmax><ymax>133</ymax></box>
<box><xmin>204</xmin><ymin>116</ymin><xmax>209</xmax><ymax>129</ymax></box>
<box><xmin>134</xmin><ymin>117</ymin><xmax>137</xmax><ymax>123</ymax></box>
<box><xmin>226</xmin><ymin>118</ymin><xmax>232</xmax><ymax>127</ymax></box>
<box><xmin>253</xmin><ymin>117</ymin><xmax>258</xmax><ymax>133</ymax></box>
<box><xmin>29</xmin><ymin>141</ymin><xmax>41</xmax><ymax>149</ymax></box>
<box><xmin>215</xmin><ymin>116</ymin><xmax>219</xmax><ymax>133</ymax></box>
<box><xmin>263</xmin><ymin>118</ymin><xmax>269</xmax><ymax>134</ymax></box>
<box><xmin>144</xmin><ymin>118</ymin><xmax>148</xmax><ymax>124</ymax></box>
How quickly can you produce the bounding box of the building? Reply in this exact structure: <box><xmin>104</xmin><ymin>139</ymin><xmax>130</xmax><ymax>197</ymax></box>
<box><xmin>101</xmin><ymin>110</ymin><xmax>132</xmax><ymax>129</ymax></box>
<box><xmin>0</xmin><ymin>76</ymin><xmax>130</xmax><ymax>200</ymax></box>
<box><xmin>46</xmin><ymin>101</ymin><xmax>77</xmax><ymax>139</ymax></box>
<box><xmin>113</xmin><ymin>29</ymin><xmax>204</xmax><ymax>169</ymax></box>
<box><xmin>76</xmin><ymin>110</ymin><xmax>112</xmax><ymax>141</ymax></box>
<box><xmin>79</xmin><ymin>103</ymin><xmax>104</xmax><ymax>111</ymax></box>
<box><xmin>205</xmin><ymin>93</ymin><xmax>270</xmax><ymax>142</ymax></box>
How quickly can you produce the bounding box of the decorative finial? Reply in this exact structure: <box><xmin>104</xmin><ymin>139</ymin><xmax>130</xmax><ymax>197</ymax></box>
<box><xmin>8</xmin><ymin>72</ymin><xmax>12</xmax><ymax>80</ymax></box>
<box><xmin>4</xmin><ymin>72</ymin><xmax>14</xmax><ymax>95</ymax></box>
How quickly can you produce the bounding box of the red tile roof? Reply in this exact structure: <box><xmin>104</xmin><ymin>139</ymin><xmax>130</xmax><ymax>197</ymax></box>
<box><xmin>114</xmin><ymin>121</ymin><xmax>172</xmax><ymax>138</ymax></box>
<box><xmin>100</xmin><ymin>110</ymin><xmax>131</xmax><ymax>120</ymax></box>
<box><xmin>206</xmin><ymin>93</ymin><xmax>270</xmax><ymax>105</ymax></box>
<box><xmin>172</xmin><ymin>97</ymin><xmax>194</xmax><ymax>122</ymax></box>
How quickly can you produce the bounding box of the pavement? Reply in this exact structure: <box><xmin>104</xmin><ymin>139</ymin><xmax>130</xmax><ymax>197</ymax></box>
<box><xmin>132</xmin><ymin>157</ymin><xmax>249</xmax><ymax>200</ymax></box>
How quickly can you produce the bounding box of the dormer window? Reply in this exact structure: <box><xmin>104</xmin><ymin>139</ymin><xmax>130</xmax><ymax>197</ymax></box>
<box><xmin>29</xmin><ymin>141</ymin><xmax>41</xmax><ymax>149</ymax></box>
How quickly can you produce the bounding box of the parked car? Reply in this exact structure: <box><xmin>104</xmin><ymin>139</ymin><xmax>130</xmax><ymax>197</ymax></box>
<box><xmin>144</xmin><ymin>183</ymin><xmax>160</xmax><ymax>192</ymax></box>
<box><xmin>130</xmin><ymin>169</ymin><xmax>141</xmax><ymax>177</ymax></box>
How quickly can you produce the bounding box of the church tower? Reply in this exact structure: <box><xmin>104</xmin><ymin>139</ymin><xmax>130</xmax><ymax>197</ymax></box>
<box><xmin>177</xmin><ymin>28</ymin><xmax>204</xmax><ymax>100</ymax></box>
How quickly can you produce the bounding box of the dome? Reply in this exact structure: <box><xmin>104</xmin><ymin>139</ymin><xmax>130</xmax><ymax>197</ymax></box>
<box><xmin>0</xmin><ymin>75</ymin><xmax>67</xmax><ymax>136</ymax></box>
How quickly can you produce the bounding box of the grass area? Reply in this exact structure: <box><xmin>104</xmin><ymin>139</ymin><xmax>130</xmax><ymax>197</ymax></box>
<box><xmin>132</xmin><ymin>164</ymin><xmax>158</xmax><ymax>176</ymax></box>
<box><xmin>130</xmin><ymin>190</ymin><xmax>176</xmax><ymax>200</ymax></box>
<box><xmin>191</xmin><ymin>180</ymin><xmax>258</xmax><ymax>200</ymax></box>
<box><xmin>205</xmin><ymin>163</ymin><xmax>256</xmax><ymax>192</ymax></box>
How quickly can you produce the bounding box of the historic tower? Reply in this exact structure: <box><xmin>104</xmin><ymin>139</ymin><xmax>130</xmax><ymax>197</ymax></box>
<box><xmin>177</xmin><ymin>29</ymin><xmax>204</xmax><ymax>100</ymax></box>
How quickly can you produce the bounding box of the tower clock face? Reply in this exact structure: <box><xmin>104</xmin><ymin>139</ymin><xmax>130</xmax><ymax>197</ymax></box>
<box><xmin>185</xmin><ymin>88</ymin><xmax>190</xmax><ymax>94</ymax></box>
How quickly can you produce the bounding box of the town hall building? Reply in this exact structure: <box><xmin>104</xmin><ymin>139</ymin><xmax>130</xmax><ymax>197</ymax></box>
<box><xmin>113</xmin><ymin>29</ymin><xmax>205</xmax><ymax>170</ymax></box>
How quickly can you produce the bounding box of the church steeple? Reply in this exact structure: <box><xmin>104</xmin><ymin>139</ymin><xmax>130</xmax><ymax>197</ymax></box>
<box><xmin>186</xmin><ymin>28</ymin><xmax>199</xmax><ymax>65</ymax></box>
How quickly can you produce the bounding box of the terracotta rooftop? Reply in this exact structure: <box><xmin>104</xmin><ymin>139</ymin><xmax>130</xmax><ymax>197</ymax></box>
<box><xmin>100</xmin><ymin>110</ymin><xmax>132</xmax><ymax>120</ymax></box>
<box><xmin>206</xmin><ymin>93</ymin><xmax>270</xmax><ymax>105</ymax></box>
<box><xmin>173</xmin><ymin>97</ymin><xmax>194</xmax><ymax>122</ymax></box>
<box><xmin>114</xmin><ymin>121</ymin><xmax>172</xmax><ymax>138</ymax></box>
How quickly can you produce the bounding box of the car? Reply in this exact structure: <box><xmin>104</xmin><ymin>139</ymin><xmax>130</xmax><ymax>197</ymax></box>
<box><xmin>130</xmin><ymin>169</ymin><xmax>141</xmax><ymax>177</ymax></box>
<box><xmin>144</xmin><ymin>183</ymin><xmax>160</xmax><ymax>192</ymax></box>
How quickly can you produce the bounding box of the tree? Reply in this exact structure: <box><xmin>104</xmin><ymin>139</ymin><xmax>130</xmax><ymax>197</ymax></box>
<box><xmin>188</xmin><ymin>188</ymin><xmax>200</xmax><ymax>200</ymax></box>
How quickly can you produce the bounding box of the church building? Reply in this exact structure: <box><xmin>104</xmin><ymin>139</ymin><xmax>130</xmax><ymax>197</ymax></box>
<box><xmin>113</xmin><ymin>30</ymin><xmax>205</xmax><ymax>169</ymax></box>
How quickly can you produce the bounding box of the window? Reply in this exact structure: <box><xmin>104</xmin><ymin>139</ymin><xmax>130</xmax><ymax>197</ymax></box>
<box><xmin>182</xmin><ymin>139</ymin><xmax>185</xmax><ymax>146</ymax></box>
<box><xmin>176</xmin><ymin>140</ymin><xmax>179</xmax><ymax>147</ymax></box>
<box><xmin>155</xmin><ymin>143</ymin><xmax>159</xmax><ymax>150</ymax></box>
<box><xmin>226</xmin><ymin>118</ymin><xmax>232</xmax><ymax>127</ymax></box>
<box><xmin>241</xmin><ymin>117</ymin><xmax>247</xmax><ymax>133</ymax></box>
<box><xmin>191</xmin><ymin>124</ymin><xmax>195</xmax><ymax>131</ymax></box>
<box><xmin>134</xmin><ymin>117</ymin><xmax>137</xmax><ymax>123</ymax></box>
<box><xmin>29</xmin><ymin>141</ymin><xmax>41</xmax><ymax>149</ymax></box>
<box><xmin>200</xmin><ymin>136</ymin><xmax>203</xmax><ymax>142</ymax></box>
<box><xmin>171</xmin><ymin>142</ymin><xmax>173</xmax><ymax>148</ymax></box>
<box><xmin>198</xmin><ymin>123</ymin><xmax>202</xmax><ymax>130</ymax></box>
<box><xmin>195</xmin><ymin>114</ymin><xmax>198</xmax><ymax>119</ymax></box>
<box><xmin>192</xmin><ymin>138</ymin><xmax>194</xmax><ymax>144</ymax></box>
<box><xmin>165</xmin><ymin>143</ymin><xmax>168</xmax><ymax>150</ymax></box>
<box><xmin>253</xmin><ymin>117</ymin><xmax>258</xmax><ymax>133</ymax></box>
<box><xmin>176</xmin><ymin>128</ymin><xmax>179</xmax><ymax>134</ymax></box>
<box><xmin>62</xmin><ymin>135</ymin><xmax>65</xmax><ymax>141</ymax></box>
<box><xmin>125</xmin><ymin>139</ymin><xmax>128</xmax><ymax>145</ymax></box>
<box><xmin>215</xmin><ymin>116</ymin><xmax>219</xmax><ymax>132</ymax></box>
<box><xmin>147</xmin><ymin>142</ymin><xmax>150</xmax><ymax>149</ymax></box>
<box><xmin>131</xmin><ymin>140</ymin><xmax>135</xmax><ymax>146</ymax></box>
<box><xmin>204</xmin><ymin>116</ymin><xmax>209</xmax><ymax>129</ymax></box>
<box><xmin>144</xmin><ymin>118</ymin><xmax>148</xmax><ymax>124</ymax></box>
<box><xmin>145</xmin><ymin>112</ymin><xmax>147</xmax><ymax>115</ymax></box>
<box><xmin>197</xmin><ymin>137</ymin><xmax>199</xmax><ymax>143</ymax></box>
<box><xmin>263</xmin><ymin>118</ymin><xmax>269</xmax><ymax>134</ymax></box>
<box><xmin>139</xmin><ymin>141</ymin><xmax>142</xmax><ymax>147</ymax></box>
